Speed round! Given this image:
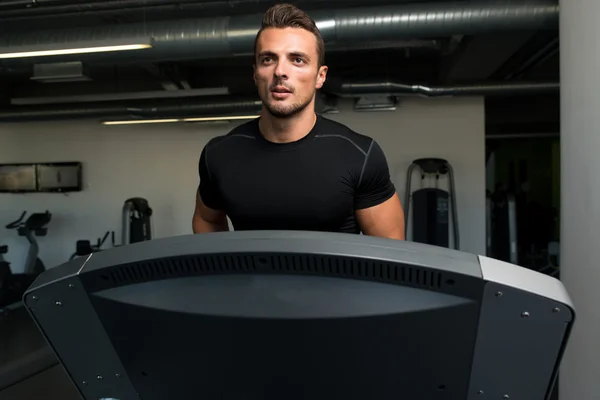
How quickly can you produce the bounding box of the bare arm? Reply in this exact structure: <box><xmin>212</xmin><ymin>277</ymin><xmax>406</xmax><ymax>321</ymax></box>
<box><xmin>355</xmin><ymin>193</ymin><xmax>405</xmax><ymax>239</ymax></box>
<box><xmin>193</xmin><ymin>189</ymin><xmax>229</xmax><ymax>233</ymax></box>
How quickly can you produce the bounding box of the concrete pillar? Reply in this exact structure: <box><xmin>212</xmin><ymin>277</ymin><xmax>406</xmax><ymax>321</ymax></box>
<box><xmin>559</xmin><ymin>0</ymin><xmax>600</xmax><ymax>398</ymax></box>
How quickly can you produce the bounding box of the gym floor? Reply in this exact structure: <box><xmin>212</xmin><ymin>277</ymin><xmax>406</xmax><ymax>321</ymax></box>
<box><xmin>0</xmin><ymin>305</ymin><xmax>81</xmax><ymax>400</ymax></box>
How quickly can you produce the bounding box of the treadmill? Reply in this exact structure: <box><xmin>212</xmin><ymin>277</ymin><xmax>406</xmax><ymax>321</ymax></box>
<box><xmin>17</xmin><ymin>231</ymin><xmax>574</xmax><ymax>400</ymax></box>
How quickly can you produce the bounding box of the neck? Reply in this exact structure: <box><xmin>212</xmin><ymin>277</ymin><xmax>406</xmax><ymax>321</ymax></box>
<box><xmin>258</xmin><ymin>105</ymin><xmax>317</xmax><ymax>143</ymax></box>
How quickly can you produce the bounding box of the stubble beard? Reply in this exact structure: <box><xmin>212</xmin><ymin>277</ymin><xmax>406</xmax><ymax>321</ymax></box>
<box><xmin>262</xmin><ymin>89</ymin><xmax>315</xmax><ymax>118</ymax></box>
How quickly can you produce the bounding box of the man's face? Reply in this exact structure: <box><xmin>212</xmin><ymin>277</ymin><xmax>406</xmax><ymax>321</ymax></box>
<box><xmin>254</xmin><ymin>27</ymin><xmax>328</xmax><ymax>118</ymax></box>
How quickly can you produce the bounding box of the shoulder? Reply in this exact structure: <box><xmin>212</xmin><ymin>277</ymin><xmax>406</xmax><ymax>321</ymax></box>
<box><xmin>199</xmin><ymin>119</ymin><xmax>258</xmax><ymax>175</ymax></box>
<box><xmin>315</xmin><ymin>116</ymin><xmax>391</xmax><ymax>175</ymax></box>
<box><xmin>204</xmin><ymin>119</ymin><xmax>258</xmax><ymax>155</ymax></box>
<box><xmin>314</xmin><ymin>115</ymin><xmax>375</xmax><ymax>156</ymax></box>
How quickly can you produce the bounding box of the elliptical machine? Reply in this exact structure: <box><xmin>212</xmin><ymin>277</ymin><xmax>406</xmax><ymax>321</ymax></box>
<box><xmin>0</xmin><ymin>211</ymin><xmax>51</xmax><ymax>309</ymax></box>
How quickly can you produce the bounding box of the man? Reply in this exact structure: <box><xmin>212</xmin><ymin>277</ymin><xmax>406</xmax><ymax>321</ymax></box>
<box><xmin>192</xmin><ymin>3</ymin><xmax>405</xmax><ymax>239</ymax></box>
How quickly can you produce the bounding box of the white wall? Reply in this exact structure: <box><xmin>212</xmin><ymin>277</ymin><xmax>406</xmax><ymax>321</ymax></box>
<box><xmin>0</xmin><ymin>97</ymin><xmax>485</xmax><ymax>272</ymax></box>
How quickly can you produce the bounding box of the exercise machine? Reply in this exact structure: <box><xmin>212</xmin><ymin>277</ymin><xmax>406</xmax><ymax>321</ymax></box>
<box><xmin>404</xmin><ymin>158</ymin><xmax>459</xmax><ymax>249</ymax></box>
<box><xmin>122</xmin><ymin>197</ymin><xmax>153</xmax><ymax>245</ymax></box>
<box><xmin>537</xmin><ymin>241</ymin><xmax>560</xmax><ymax>278</ymax></box>
<box><xmin>23</xmin><ymin>230</ymin><xmax>574</xmax><ymax>400</ymax></box>
<box><xmin>68</xmin><ymin>197</ymin><xmax>153</xmax><ymax>261</ymax></box>
<box><xmin>69</xmin><ymin>231</ymin><xmax>116</xmax><ymax>261</ymax></box>
<box><xmin>5</xmin><ymin>211</ymin><xmax>51</xmax><ymax>275</ymax></box>
<box><xmin>488</xmin><ymin>186</ymin><xmax>518</xmax><ymax>264</ymax></box>
<box><xmin>0</xmin><ymin>245</ymin><xmax>11</xmax><ymax>305</ymax></box>
<box><xmin>486</xmin><ymin>191</ymin><xmax>492</xmax><ymax>257</ymax></box>
<box><xmin>1</xmin><ymin>211</ymin><xmax>51</xmax><ymax>309</ymax></box>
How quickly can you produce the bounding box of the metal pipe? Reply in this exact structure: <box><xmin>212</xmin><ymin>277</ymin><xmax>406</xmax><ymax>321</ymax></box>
<box><xmin>0</xmin><ymin>0</ymin><xmax>34</xmax><ymax>9</ymax></box>
<box><xmin>10</xmin><ymin>87</ymin><xmax>231</xmax><ymax>105</ymax></box>
<box><xmin>0</xmin><ymin>0</ymin><xmax>167</xmax><ymax>9</ymax></box>
<box><xmin>0</xmin><ymin>79</ymin><xmax>560</xmax><ymax>122</ymax></box>
<box><xmin>0</xmin><ymin>0</ymin><xmax>116</xmax><ymax>13</ymax></box>
<box><xmin>327</xmin><ymin>81</ymin><xmax>559</xmax><ymax>97</ymax></box>
<box><xmin>0</xmin><ymin>95</ymin><xmax>263</xmax><ymax>122</ymax></box>
<box><xmin>0</xmin><ymin>1</ymin><xmax>559</xmax><ymax>68</ymax></box>
<box><xmin>0</xmin><ymin>0</ymin><xmax>80</xmax><ymax>10</ymax></box>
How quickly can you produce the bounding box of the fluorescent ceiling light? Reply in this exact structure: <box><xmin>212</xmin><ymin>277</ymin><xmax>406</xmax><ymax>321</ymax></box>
<box><xmin>102</xmin><ymin>119</ymin><xmax>180</xmax><ymax>125</ymax></box>
<box><xmin>0</xmin><ymin>38</ymin><xmax>153</xmax><ymax>59</ymax></box>
<box><xmin>102</xmin><ymin>115</ymin><xmax>259</xmax><ymax>125</ymax></box>
<box><xmin>183</xmin><ymin>115</ymin><xmax>259</xmax><ymax>122</ymax></box>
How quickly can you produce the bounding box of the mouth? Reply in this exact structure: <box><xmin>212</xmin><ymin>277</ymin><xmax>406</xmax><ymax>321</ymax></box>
<box><xmin>271</xmin><ymin>86</ymin><xmax>292</xmax><ymax>94</ymax></box>
<box><xmin>270</xmin><ymin>86</ymin><xmax>292</xmax><ymax>100</ymax></box>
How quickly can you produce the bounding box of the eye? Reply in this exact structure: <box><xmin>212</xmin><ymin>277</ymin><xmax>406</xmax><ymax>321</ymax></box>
<box><xmin>294</xmin><ymin>58</ymin><xmax>305</xmax><ymax>64</ymax></box>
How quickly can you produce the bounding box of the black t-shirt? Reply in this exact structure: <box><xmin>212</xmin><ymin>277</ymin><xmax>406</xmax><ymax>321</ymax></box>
<box><xmin>198</xmin><ymin>114</ymin><xmax>396</xmax><ymax>234</ymax></box>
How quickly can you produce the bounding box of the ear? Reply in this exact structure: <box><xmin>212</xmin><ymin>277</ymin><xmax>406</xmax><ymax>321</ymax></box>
<box><xmin>315</xmin><ymin>65</ymin><xmax>328</xmax><ymax>89</ymax></box>
<box><xmin>253</xmin><ymin>64</ymin><xmax>257</xmax><ymax>86</ymax></box>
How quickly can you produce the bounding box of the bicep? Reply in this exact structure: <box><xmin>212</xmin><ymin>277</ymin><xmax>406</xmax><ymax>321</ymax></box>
<box><xmin>195</xmin><ymin>189</ymin><xmax>226</xmax><ymax>223</ymax></box>
<box><xmin>193</xmin><ymin>189</ymin><xmax>228</xmax><ymax>232</ymax></box>
<box><xmin>194</xmin><ymin>143</ymin><xmax>228</xmax><ymax>232</ymax></box>
<box><xmin>356</xmin><ymin>193</ymin><xmax>405</xmax><ymax>239</ymax></box>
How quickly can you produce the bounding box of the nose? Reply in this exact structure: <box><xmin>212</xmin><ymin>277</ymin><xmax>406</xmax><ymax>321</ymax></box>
<box><xmin>273</xmin><ymin>60</ymin><xmax>289</xmax><ymax>80</ymax></box>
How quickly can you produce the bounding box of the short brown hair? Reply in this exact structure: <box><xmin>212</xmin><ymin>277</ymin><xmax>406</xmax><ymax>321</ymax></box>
<box><xmin>254</xmin><ymin>3</ymin><xmax>325</xmax><ymax>67</ymax></box>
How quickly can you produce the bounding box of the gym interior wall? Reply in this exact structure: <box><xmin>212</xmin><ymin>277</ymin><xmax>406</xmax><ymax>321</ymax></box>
<box><xmin>0</xmin><ymin>97</ymin><xmax>485</xmax><ymax>269</ymax></box>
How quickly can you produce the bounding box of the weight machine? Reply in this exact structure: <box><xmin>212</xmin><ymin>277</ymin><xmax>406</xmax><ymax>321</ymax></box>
<box><xmin>404</xmin><ymin>158</ymin><xmax>459</xmax><ymax>249</ymax></box>
<box><xmin>487</xmin><ymin>188</ymin><xmax>518</xmax><ymax>264</ymax></box>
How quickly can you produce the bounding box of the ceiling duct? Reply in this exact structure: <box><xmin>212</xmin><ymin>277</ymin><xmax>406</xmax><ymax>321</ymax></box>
<box><xmin>327</xmin><ymin>81</ymin><xmax>560</xmax><ymax>97</ymax></box>
<box><xmin>0</xmin><ymin>1</ymin><xmax>558</xmax><ymax>68</ymax></box>
<box><xmin>0</xmin><ymin>0</ymin><xmax>384</xmax><ymax>16</ymax></box>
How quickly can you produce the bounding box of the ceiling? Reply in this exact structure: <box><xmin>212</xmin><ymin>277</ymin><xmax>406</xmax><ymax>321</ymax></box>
<box><xmin>0</xmin><ymin>0</ymin><xmax>560</xmax><ymax>135</ymax></box>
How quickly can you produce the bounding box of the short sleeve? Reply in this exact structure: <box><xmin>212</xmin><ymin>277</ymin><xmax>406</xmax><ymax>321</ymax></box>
<box><xmin>198</xmin><ymin>144</ymin><xmax>225</xmax><ymax>210</ymax></box>
<box><xmin>354</xmin><ymin>139</ymin><xmax>396</xmax><ymax>210</ymax></box>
